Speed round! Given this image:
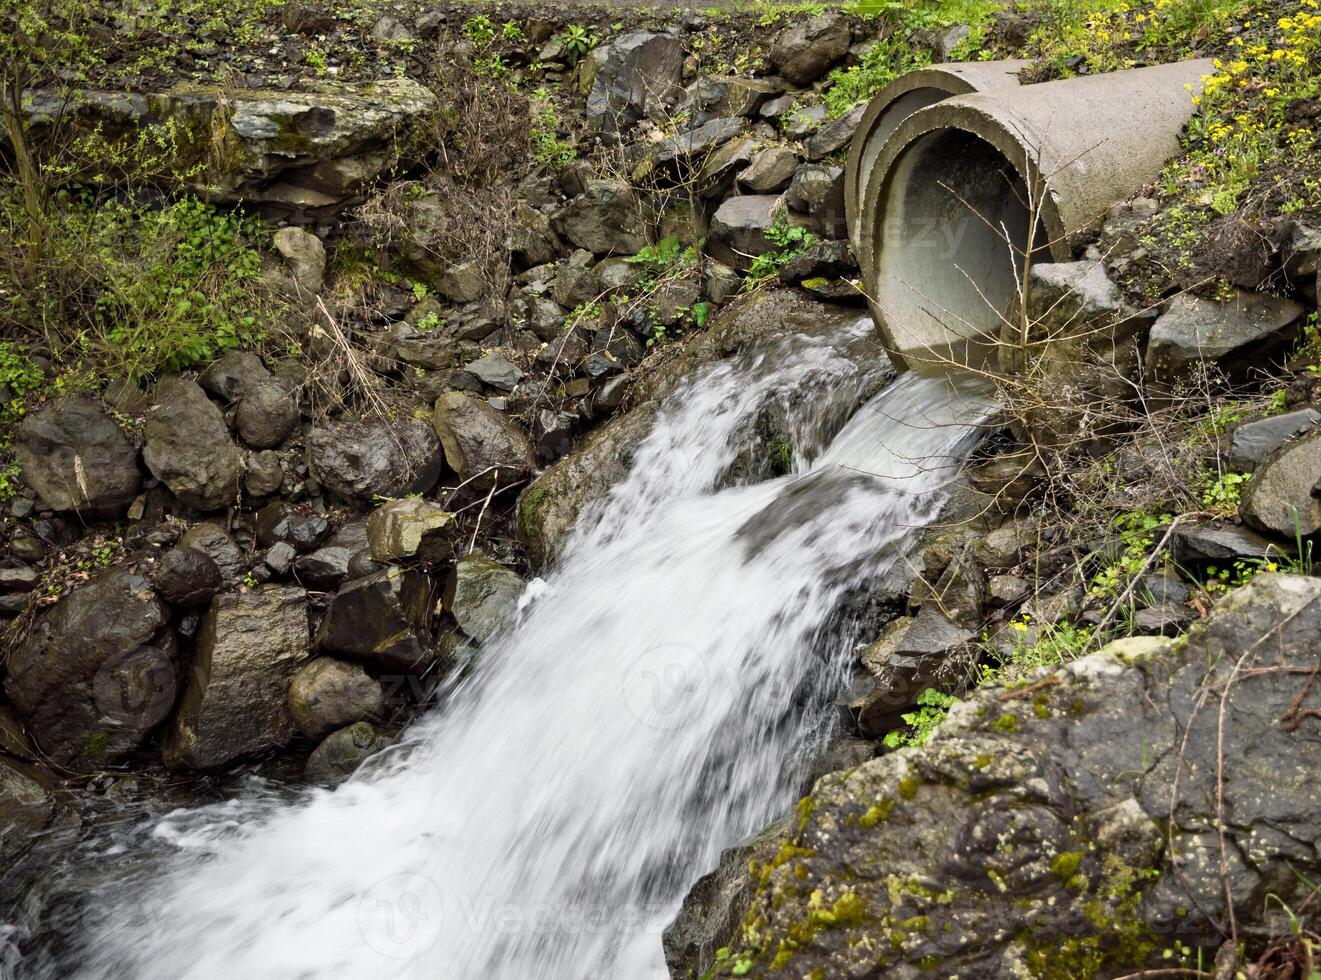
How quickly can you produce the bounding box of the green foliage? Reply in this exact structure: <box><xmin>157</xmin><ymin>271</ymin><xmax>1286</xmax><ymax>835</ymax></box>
<box><xmin>1198</xmin><ymin>469</ymin><xmax>1250</xmax><ymax>514</ymax></box>
<box><xmin>529</xmin><ymin>89</ymin><xmax>576</xmax><ymax>165</ymax></box>
<box><xmin>882</xmin><ymin>688</ymin><xmax>959</xmax><ymax>749</ymax></box>
<box><xmin>1089</xmin><ymin>511</ymin><xmax>1172</xmax><ymax>601</ymax></box>
<box><xmin>500</xmin><ymin>20</ymin><xmax>525</xmax><ymax>42</ymax></box>
<box><xmin>982</xmin><ymin>617</ymin><xmax>1094</xmax><ymax>685</ymax></box>
<box><xmin>462</xmin><ymin>15</ymin><xmax>497</xmax><ymax>47</ymax></box>
<box><xmin>71</xmin><ymin>195</ymin><xmax>270</xmax><ymax>379</ymax></box>
<box><xmin>745</xmin><ymin>214</ymin><xmax>817</xmax><ymax>287</ymax></box>
<box><xmin>555</xmin><ymin>25</ymin><xmax>600</xmax><ymax>67</ymax></box>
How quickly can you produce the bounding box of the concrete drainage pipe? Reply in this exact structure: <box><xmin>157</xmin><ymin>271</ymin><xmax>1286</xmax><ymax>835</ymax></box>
<box><xmin>846</xmin><ymin>59</ymin><xmax>1213</xmax><ymax>372</ymax></box>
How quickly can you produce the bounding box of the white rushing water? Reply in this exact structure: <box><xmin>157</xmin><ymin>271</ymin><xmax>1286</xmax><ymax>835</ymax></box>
<box><xmin>12</xmin><ymin>318</ymin><xmax>994</xmax><ymax>980</ymax></box>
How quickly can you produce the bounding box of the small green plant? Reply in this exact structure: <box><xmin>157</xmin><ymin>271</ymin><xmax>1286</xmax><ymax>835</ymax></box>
<box><xmin>500</xmin><ymin>20</ymin><xmax>525</xmax><ymax>42</ymax></box>
<box><xmin>882</xmin><ymin>688</ymin><xmax>959</xmax><ymax>749</ymax></box>
<box><xmin>1089</xmin><ymin>510</ymin><xmax>1172</xmax><ymax>602</ymax></box>
<box><xmin>744</xmin><ymin>213</ymin><xmax>816</xmax><ymax>287</ymax></box>
<box><xmin>305</xmin><ymin>44</ymin><xmax>330</xmax><ymax>76</ymax></box>
<box><xmin>1198</xmin><ymin>469</ymin><xmax>1250</xmax><ymax>514</ymax></box>
<box><xmin>462</xmin><ymin>15</ymin><xmax>496</xmax><ymax>47</ymax></box>
<box><xmin>529</xmin><ymin>90</ymin><xmax>576</xmax><ymax>165</ymax></box>
<box><xmin>555</xmin><ymin>24</ymin><xmax>599</xmax><ymax>66</ymax></box>
<box><xmin>981</xmin><ymin>617</ymin><xmax>1094</xmax><ymax>687</ymax></box>
<box><xmin>411</xmin><ymin>281</ymin><xmax>429</xmax><ymax>302</ymax></box>
<box><xmin>473</xmin><ymin>53</ymin><xmax>508</xmax><ymax>78</ymax></box>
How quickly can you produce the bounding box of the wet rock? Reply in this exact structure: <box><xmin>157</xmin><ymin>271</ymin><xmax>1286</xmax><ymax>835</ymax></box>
<box><xmin>165</xmin><ymin>587</ymin><xmax>309</xmax><ymax>769</ymax></box>
<box><xmin>0</xmin><ymin>758</ymin><xmax>60</xmax><ymax>864</ymax></box>
<box><xmin>1239</xmin><ymin>428</ymin><xmax>1321</xmax><ymax>536</ymax></box>
<box><xmin>585</xmin><ymin>325</ymin><xmax>644</xmax><ymax>378</ymax></box>
<box><xmin>552</xmin><ymin>179</ymin><xmax>649</xmax><ymax>256</ymax></box>
<box><xmin>143</xmin><ymin>377</ymin><xmax>242</xmax><ymax>511</ymax></box>
<box><xmin>5</xmin><ymin>570</ymin><xmax>176</xmax><ymax>769</ymax></box>
<box><xmin>533</xmin><ymin>410</ymin><xmax>578</xmax><ymax>464</ymax></box>
<box><xmin>367</xmin><ymin>498</ymin><xmax>457</xmax><ymax>563</ymax></box>
<box><xmin>315</xmin><ymin>568</ymin><xmax>435</xmax><ymax>672</ymax></box>
<box><xmin>687</xmin><ymin>75</ymin><xmax>780</xmax><ymax>124</ymax></box>
<box><xmin>709</xmin><ymin>196</ymin><xmax>807</xmax><ymax>271</ymax></box>
<box><xmin>769</xmin><ymin>13</ymin><xmax>850</xmax><ymax>86</ymax></box>
<box><xmin>852</xmin><ymin>609</ymin><xmax>973</xmax><ymax>736</ymax></box>
<box><xmin>779</xmin><ymin>240</ymin><xmax>854</xmax><ymax>283</ymax></box>
<box><xmin>784</xmin><ymin>163</ymin><xmax>845</xmax><ymax>236</ymax></box>
<box><xmin>273</xmin><ymin>227</ymin><xmax>326</xmax><ymax>295</ymax></box>
<box><xmin>0</xmin><ymin>563</ymin><xmax>38</xmax><ymax>594</ymax></box>
<box><xmin>304</xmin><ymin>722</ymin><xmax>391</xmax><ymax>787</ymax></box>
<box><xmin>738</xmin><ymin>145</ymin><xmax>800</xmax><ymax>194</ymax></box>
<box><xmin>235</xmin><ymin>378</ymin><xmax>300</xmax><ymax>449</ymax></box>
<box><xmin>15</xmin><ymin>397</ymin><xmax>141</xmax><ymax>515</ymax></box>
<box><xmin>432</xmin><ymin>392</ymin><xmax>535</xmax><ymax>483</ymax></box>
<box><xmin>806</xmin><ymin>103</ymin><xmax>868</xmax><ymax>161</ymax></box>
<box><xmin>781</xmin><ymin>103</ymin><xmax>828</xmax><ymax>139</ymax></box>
<box><xmin>199</xmin><ymin>351</ymin><xmax>270</xmax><ymax>403</ymax></box>
<box><xmin>0</xmin><ymin>705</ymin><xmax>37</xmax><ymax>762</ymax></box>
<box><xmin>1146</xmin><ymin>291</ymin><xmax>1305</xmax><ymax>385</ymax></box>
<box><xmin>262</xmin><ymin>541</ymin><xmax>297</xmax><ymax>576</ymax></box>
<box><xmin>1171</xmin><ymin>521</ymin><xmax>1286</xmax><ymax>565</ymax></box>
<box><xmin>463</xmin><ymin>353</ymin><xmax>524</xmax><ymax>392</ymax></box>
<box><xmin>583</xmin><ymin>31</ymin><xmax>684</xmax><ymax>137</ymax></box>
<box><xmin>641</xmin><ymin>117</ymin><xmax>750</xmax><ymax>180</ymax></box>
<box><xmin>288</xmin><ymin>658</ymin><xmax>383</xmax><ymax>741</ymax></box>
<box><xmin>973</xmin><ymin>519</ymin><xmax>1037</xmax><ymax>569</ymax></box>
<box><xmin>1226</xmin><ymin>408</ymin><xmax>1321</xmax><ymax>471</ymax></box>
<box><xmin>151</xmin><ymin>547</ymin><xmax>222</xmax><ymax>608</ymax></box>
<box><xmin>708</xmin><ymin>574</ymin><xmax>1321</xmax><ymax>978</ymax></box>
<box><xmin>307</xmin><ymin>417</ymin><xmax>443</xmax><ymax>501</ymax></box>
<box><xmin>292</xmin><ymin>546</ymin><xmax>355</xmax><ymax>589</ymax></box>
<box><xmin>179</xmin><ymin>522</ymin><xmax>245</xmax><ymax>581</ymax></box>
<box><xmin>255</xmin><ymin>502</ymin><xmax>331</xmax><ymax>551</ymax></box>
<box><xmin>444</xmin><ymin>553</ymin><xmax>524</xmax><ymax>643</ymax></box>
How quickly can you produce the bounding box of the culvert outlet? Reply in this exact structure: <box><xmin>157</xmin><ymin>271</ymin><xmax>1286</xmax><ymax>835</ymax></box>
<box><xmin>844</xmin><ymin>60</ymin><xmax>1027</xmax><ymax>253</ymax></box>
<box><xmin>847</xmin><ymin>59</ymin><xmax>1212</xmax><ymax>372</ymax></box>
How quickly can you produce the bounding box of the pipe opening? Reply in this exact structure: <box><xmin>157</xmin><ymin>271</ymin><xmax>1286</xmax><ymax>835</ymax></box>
<box><xmin>874</xmin><ymin>129</ymin><xmax>1052</xmax><ymax>370</ymax></box>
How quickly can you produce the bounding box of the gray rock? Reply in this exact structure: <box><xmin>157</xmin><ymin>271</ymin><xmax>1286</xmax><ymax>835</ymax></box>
<box><xmin>974</xmin><ymin>519</ymin><xmax>1037</xmax><ymax>569</ymax></box>
<box><xmin>1239</xmin><ymin>428</ymin><xmax>1321</xmax><ymax>537</ymax></box>
<box><xmin>686</xmin><ymin>75</ymin><xmax>780</xmax><ymax>124</ymax></box>
<box><xmin>179</xmin><ymin>522</ymin><xmax>245</xmax><ymax>581</ymax></box>
<box><xmin>199</xmin><ymin>351</ymin><xmax>270</xmax><ymax>403</ymax></box>
<box><xmin>551</xmin><ymin>258</ymin><xmax>600</xmax><ymax>309</ymax></box>
<box><xmin>255</xmin><ymin>502</ymin><xmax>331</xmax><ymax>551</ymax></box>
<box><xmin>288</xmin><ymin>658</ymin><xmax>383</xmax><ymax>741</ymax></box>
<box><xmin>236</xmin><ymin>378</ymin><xmax>300</xmax><ymax>449</ymax></box>
<box><xmin>273</xmin><ymin>227</ymin><xmax>326</xmax><ymax>295</ymax></box>
<box><xmin>705</xmin><ymin>574</ymin><xmax>1321</xmax><ymax>977</ymax></box>
<box><xmin>165</xmin><ymin>586</ymin><xmax>309</xmax><ymax>768</ymax></box>
<box><xmin>785</xmin><ymin>163</ymin><xmax>844</xmax><ymax>219</ymax></box>
<box><xmin>315</xmin><ymin>568</ymin><xmax>435</xmax><ymax>672</ymax></box>
<box><xmin>986</xmin><ymin>574</ymin><xmax>1029</xmax><ymax>606</ymax></box>
<box><xmin>1146</xmin><ymin>291</ymin><xmax>1305</xmax><ymax>384</ymax></box>
<box><xmin>0</xmin><ymin>757</ymin><xmax>60</xmax><ymax>864</ymax></box>
<box><xmin>463</xmin><ymin>353</ymin><xmax>524</xmax><ymax>392</ymax></box>
<box><xmin>437</xmin><ymin>259</ymin><xmax>485</xmax><ymax>304</ymax></box>
<box><xmin>703</xmin><ymin>259</ymin><xmax>742</xmax><ymax>304</ymax></box>
<box><xmin>708</xmin><ymin>195</ymin><xmax>798</xmax><ymax>271</ymax></box>
<box><xmin>642</xmin><ymin>117</ymin><xmax>750</xmax><ymax>179</ymax></box>
<box><xmin>5</xmin><ymin>570</ymin><xmax>176</xmax><ymax>769</ymax></box>
<box><xmin>738</xmin><ymin>145</ymin><xmax>800</xmax><ymax>194</ymax></box>
<box><xmin>781</xmin><ymin>103</ymin><xmax>828</xmax><ymax>139</ymax></box>
<box><xmin>262</xmin><ymin>541</ymin><xmax>297</xmax><ymax>576</ymax></box>
<box><xmin>533</xmin><ymin>409</ymin><xmax>577</xmax><ymax>463</ymax></box>
<box><xmin>852</xmin><ymin>609</ymin><xmax>973</xmax><ymax>736</ymax></box>
<box><xmin>552</xmin><ymin>179</ymin><xmax>649</xmax><ymax>256</ymax></box>
<box><xmin>151</xmin><ymin>547</ymin><xmax>222</xmax><ymax>608</ymax></box>
<box><xmin>292</xmin><ymin>546</ymin><xmax>355</xmax><ymax>589</ymax></box>
<box><xmin>0</xmin><ymin>563</ymin><xmax>38</xmax><ymax>594</ymax></box>
<box><xmin>445</xmin><ymin>553</ymin><xmax>524</xmax><ymax>643</ymax></box>
<box><xmin>769</xmin><ymin>13</ymin><xmax>850</xmax><ymax>85</ymax></box>
<box><xmin>778</xmin><ymin>240</ymin><xmax>854</xmax><ymax>282</ymax></box>
<box><xmin>432</xmin><ymin>391</ymin><xmax>535</xmax><ymax>483</ymax></box>
<box><xmin>1226</xmin><ymin>408</ymin><xmax>1321</xmax><ymax>471</ymax></box>
<box><xmin>143</xmin><ymin>377</ymin><xmax>242</xmax><ymax>511</ymax></box>
<box><xmin>695</xmin><ymin>137</ymin><xmax>758</xmax><ymax>198</ymax></box>
<box><xmin>585</xmin><ymin>325</ymin><xmax>644</xmax><ymax>378</ymax></box>
<box><xmin>307</xmin><ymin>417</ymin><xmax>443</xmax><ymax>501</ymax></box>
<box><xmin>304</xmin><ymin>722</ymin><xmax>391</xmax><ymax>786</ymax></box>
<box><xmin>244</xmin><ymin>449</ymin><xmax>285</xmax><ymax>497</ymax></box>
<box><xmin>1171</xmin><ymin>521</ymin><xmax>1286</xmax><ymax>565</ymax></box>
<box><xmin>367</xmin><ymin>498</ymin><xmax>456</xmax><ymax>563</ymax></box>
<box><xmin>583</xmin><ymin>31</ymin><xmax>684</xmax><ymax>136</ymax></box>
<box><xmin>806</xmin><ymin>102</ymin><xmax>868</xmax><ymax>160</ymax></box>
<box><xmin>1282</xmin><ymin>220</ymin><xmax>1320</xmax><ymax>284</ymax></box>
<box><xmin>15</xmin><ymin>397</ymin><xmax>141</xmax><ymax>516</ymax></box>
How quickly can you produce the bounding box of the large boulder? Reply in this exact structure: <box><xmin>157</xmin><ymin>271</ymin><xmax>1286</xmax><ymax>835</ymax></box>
<box><xmin>784</xmin><ymin>163</ymin><xmax>845</xmax><ymax>237</ymax></box>
<box><xmin>1239</xmin><ymin>428</ymin><xmax>1321</xmax><ymax>537</ymax></box>
<box><xmin>150</xmin><ymin>547</ymin><xmax>223</xmax><ymax>608</ymax></box>
<box><xmin>306</xmin><ymin>417</ymin><xmax>443</xmax><ymax>501</ymax></box>
<box><xmin>583</xmin><ymin>31</ymin><xmax>684</xmax><ymax>136</ymax></box>
<box><xmin>287</xmin><ymin>657</ymin><xmax>383</xmax><ymax>741</ymax></box>
<box><xmin>769</xmin><ymin>13</ymin><xmax>850</xmax><ymax>86</ymax></box>
<box><xmin>367</xmin><ymin>498</ymin><xmax>457</xmax><ymax>563</ymax></box>
<box><xmin>431</xmin><ymin>392</ymin><xmax>535</xmax><ymax>484</ymax></box>
<box><xmin>708</xmin><ymin>196</ymin><xmax>807</xmax><ymax>271</ymax></box>
<box><xmin>1226</xmin><ymin>407</ymin><xmax>1321</xmax><ymax>470</ymax></box>
<box><xmin>27</xmin><ymin>80</ymin><xmax>437</xmax><ymax>214</ymax></box>
<box><xmin>552</xmin><ymin>179</ymin><xmax>649</xmax><ymax>256</ymax></box>
<box><xmin>738</xmin><ymin>146</ymin><xmax>800</xmax><ymax>194</ymax></box>
<box><xmin>165</xmin><ymin>587</ymin><xmax>310</xmax><ymax>769</ymax></box>
<box><xmin>304</xmin><ymin>722</ymin><xmax>391</xmax><ymax>787</ymax></box>
<box><xmin>273</xmin><ymin>227</ymin><xmax>326</xmax><ymax>295</ymax></box>
<box><xmin>235</xmin><ymin>378</ymin><xmax>300</xmax><ymax>449</ymax></box>
<box><xmin>444</xmin><ymin>553</ymin><xmax>524</xmax><ymax>643</ymax></box>
<box><xmin>699</xmin><ymin>574</ymin><xmax>1321</xmax><ymax>978</ymax></box>
<box><xmin>5</xmin><ymin>570</ymin><xmax>176</xmax><ymax>769</ymax></box>
<box><xmin>686</xmin><ymin>76</ymin><xmax>780</xmax><ymax>125</ymax></box>
<box><xmin>0</xmin><ymin>758</ymin><xmax>62</xmax><ymax>864</ymax></box>
<box><xmin>15</xmin><ymin>397</ymin><xmax>141</xmax><ymax>515</ymax></box>
<box><xmin>142</xmin><ymin>377</ymin><xmax>242</xmax><ymax>511</ymax></box>
<box><xmin>200</xmin><ymin>350</ymin><xmax>271</xmax><ymax>403</ymax></box>
<box><xmin>1145</xmin><ymin>291</ymin><xmax>1304</xmax><ymax>385</ymax></box>
<box><xmin>315</xmin><ymin>568</ymin><xmax>435</xmax><ymax>672</ymax></box>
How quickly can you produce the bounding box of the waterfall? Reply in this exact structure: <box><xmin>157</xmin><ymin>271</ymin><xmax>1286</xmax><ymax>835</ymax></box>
<box><xmin>6</xmin><ymin>316</ymin><xmax>994</xmax><ymax>980</ymax></box>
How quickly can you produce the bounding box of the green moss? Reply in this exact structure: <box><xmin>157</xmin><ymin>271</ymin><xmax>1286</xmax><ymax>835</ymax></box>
<box><xmin>1051</xmin><ymin>851</ymin><xmax>1083</xmax><ymax>881</ymax></box>
<box><xmin>83</xmin><ymin>730</ymin><xmax>111</xmax><ymax>758</ymax></box>
<box><xmin>1032</xmin><ymin>694</ymin><xmax>1051</xmax><ymax>719</ymax></box>
<box><xmin>973</xmin><ymin>753</ymin><xmax>994</xmax><ymax>770</ymax></box>
<box><xmin>859</xmin><ymin>797</ymin><xmax>896</xmax><ymax>828</ymax></box>
<box><xmin>794</xmin><ymin>795</ymin><xmax>816</xmax><ymax>832</ymax></box>
<box><xmin>993</xmin><ymin>713</ymin><xmax>1019</xmax><ymax>733</ymax></box>
<box><xmin>898</xmin><ymin>776</ymin><xmax>919</xmax><ymax>800</ymax></box>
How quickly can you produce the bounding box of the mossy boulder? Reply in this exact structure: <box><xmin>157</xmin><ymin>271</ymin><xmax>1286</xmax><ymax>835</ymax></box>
<box><xmin>690</xmin><ymin>574</ymin><xmax>1321</xmax><ymax>978</ymax></box>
